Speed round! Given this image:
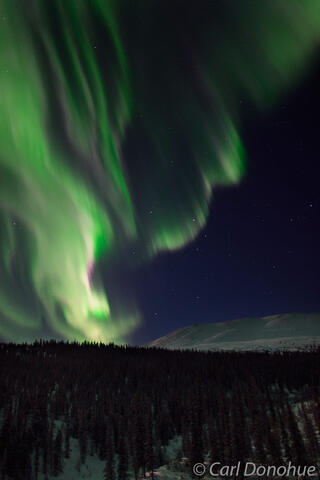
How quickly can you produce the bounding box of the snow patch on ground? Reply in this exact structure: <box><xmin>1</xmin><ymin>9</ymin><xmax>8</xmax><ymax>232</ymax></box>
<box><xmin>38</xmin><ymin>437</ymin><xmax>105</xmax><ymax>480</ymax></box>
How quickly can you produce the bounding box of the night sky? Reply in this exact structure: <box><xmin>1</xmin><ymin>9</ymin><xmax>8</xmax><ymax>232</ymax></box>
<box><xmin>132</xmin><ymin>63</ymin><xmax>320</xmax><ymax>344</ymax></box>
<box><xmin>0</xmin><ymin>0</ymin><xmax>320</xmax><ymax>344</ymax></box>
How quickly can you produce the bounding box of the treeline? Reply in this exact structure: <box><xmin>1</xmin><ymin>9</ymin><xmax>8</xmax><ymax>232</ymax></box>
<box><xmin>1</xmin><ymin>341</ymin><xmax>320</xmax><ymax>479</ymax></box>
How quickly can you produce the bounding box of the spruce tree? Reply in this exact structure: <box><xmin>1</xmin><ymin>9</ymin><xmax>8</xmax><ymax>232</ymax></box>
<box><xmin>117</xmin><ymin>435</ymin><xmax>128</xmax><ymax>480</ymax></box>
<box><xmin>144</xmin><ymin>413</ymin><xmax>155</xmax><ymax>480</ymax></box>
<box><xmin>104</xmin><ymin>419</ymin><xmax>115</xmax><ymax>480</ymax></box>
<box><xmin>53</xmin><ymin>429</ymin><xmax>63</xmax><ymax>476</ymax></box>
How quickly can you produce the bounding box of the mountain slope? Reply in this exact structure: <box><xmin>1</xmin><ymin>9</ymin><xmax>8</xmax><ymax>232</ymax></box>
<box><xmin>146</xmin><ymin>313</ymin><xmax>320</xmax><ymax>351</ymax></box>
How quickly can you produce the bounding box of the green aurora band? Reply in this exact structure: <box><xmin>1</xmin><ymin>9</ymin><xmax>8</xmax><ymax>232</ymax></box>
<box><xmin>0</xmin><ymin>0</ymin><xmax>319</xmax><ymax>342</ymax></box>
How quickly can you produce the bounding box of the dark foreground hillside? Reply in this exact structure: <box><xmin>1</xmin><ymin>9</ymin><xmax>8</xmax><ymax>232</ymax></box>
<box><xmin>1</xmin><ymin>341</ymin><xmax>320</xmax><ymax>479</ymax></box>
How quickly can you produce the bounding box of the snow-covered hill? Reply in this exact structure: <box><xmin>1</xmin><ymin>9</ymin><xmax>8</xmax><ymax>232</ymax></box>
<box><xmin>146</xmin><ymin>313</ymin><xmax>320</xmax><ymax>351</ymax></box>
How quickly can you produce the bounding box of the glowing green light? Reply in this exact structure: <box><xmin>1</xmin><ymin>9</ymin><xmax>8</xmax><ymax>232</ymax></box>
<box><xmin>0</xmin><ymin>0</ymin><xmax>320</xmax><ymax>342</ymax></box>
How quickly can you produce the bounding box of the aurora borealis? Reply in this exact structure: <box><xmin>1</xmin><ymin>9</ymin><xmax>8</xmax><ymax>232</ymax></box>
<box><xmin>1</xmin><ymin>0</ymin><xmax>320</xmax><ymax>343</ymax></box>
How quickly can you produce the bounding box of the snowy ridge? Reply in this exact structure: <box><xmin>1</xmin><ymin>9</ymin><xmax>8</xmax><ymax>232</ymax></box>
<box><xmin>146</xmin><ymin>313</ymin><xmax>320</xmax><ymax>351</ymax></box>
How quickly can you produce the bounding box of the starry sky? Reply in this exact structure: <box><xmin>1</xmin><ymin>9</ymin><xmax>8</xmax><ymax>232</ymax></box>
<box><xmin>132</xmin><ymin>64</ymin><xmax>320</xmax><ymax>344</ymax></box>
<box><xmin>0</xmin><ymin>0</ymin><xmax>320</xmax><ymax>344</ymax></box>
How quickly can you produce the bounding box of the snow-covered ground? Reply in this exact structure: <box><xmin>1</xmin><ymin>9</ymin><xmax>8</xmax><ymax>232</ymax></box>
<box><xmin>38</xmin><ymin>437</ymin><xmax>105</xmax><ymax>480</ymax></box>
<box><xmin>37</xmin><ymin>434</ymin><xmax>192</xmax><ymax>480</ymax></box>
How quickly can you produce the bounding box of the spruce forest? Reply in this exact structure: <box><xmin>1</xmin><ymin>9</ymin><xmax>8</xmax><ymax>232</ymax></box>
<box><xmin>1</xmin><ymin>341</ymin><xmax>320</xmax><ymax>479</ymax></box>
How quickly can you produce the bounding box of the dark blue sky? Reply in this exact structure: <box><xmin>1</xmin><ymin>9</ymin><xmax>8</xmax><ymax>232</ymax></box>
<box><xmin>131</xmin><ymin>60</ymin><xmax>320</xmax><ymax>345</ymax></box>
